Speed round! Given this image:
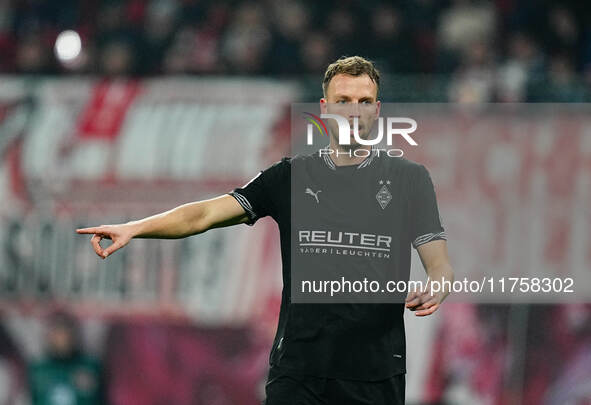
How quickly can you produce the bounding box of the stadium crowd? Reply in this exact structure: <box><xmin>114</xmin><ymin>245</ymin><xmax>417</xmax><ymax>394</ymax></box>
<box><xmin>0</xmin><ymin>0</ymin><xmax>591</xmax><ymax>101</ymax></box>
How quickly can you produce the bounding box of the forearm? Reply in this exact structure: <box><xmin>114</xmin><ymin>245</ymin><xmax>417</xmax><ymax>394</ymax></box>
<box><xmin>128</xmin><ymin>201</ymin><xmax>208</xmax><ymax>239</ymax></box>
<box><xmin>426</xmin><ymin>262</ymin><xmax>455</xmax><ymax>302</ymax></box>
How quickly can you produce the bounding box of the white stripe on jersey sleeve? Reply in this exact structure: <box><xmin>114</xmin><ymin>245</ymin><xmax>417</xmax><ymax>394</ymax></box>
<box><xmin>229</xmin><ymin>191</ymin><xmax>258</xmax><ymax>225</ymax></box>
<box><xmin>412</xmin><ymin>231</ymin><xmax>447</xmax><ymax>248</ymax></box>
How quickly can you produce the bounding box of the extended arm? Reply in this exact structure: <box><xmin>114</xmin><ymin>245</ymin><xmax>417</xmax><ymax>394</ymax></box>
<box><xmin>76</xmin><ymin>194</ymin><xmax>249</xmax><ymax>259</ymax></box>
<box><xmin>405</xmin><ymin>240</ymin><xmax>455</xmax><ymax>316</ymax></box>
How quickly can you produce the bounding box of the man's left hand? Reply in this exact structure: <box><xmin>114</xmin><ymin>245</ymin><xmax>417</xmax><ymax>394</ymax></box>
<box><xmin>405</xmin><ymin>286</ymin><xmax>444</xmax><ymax>316</ymax></box>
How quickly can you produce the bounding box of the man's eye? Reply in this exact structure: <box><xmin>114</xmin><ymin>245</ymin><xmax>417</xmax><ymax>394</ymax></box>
<box><xmin>336</xmin><ymin>100</ymin><xmax>348</xmax><ymax>104</ymax></box>
<box><xmin>362</xmin><ymin>100</ymin><xmax>373</xmax><ymax>104</ymax></box>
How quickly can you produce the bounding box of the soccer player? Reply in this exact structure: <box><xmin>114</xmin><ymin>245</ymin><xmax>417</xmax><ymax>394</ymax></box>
<box><xmin>77</xmin><ymin>56</ymin><xmax>454</xmax><ymax>404</ymax></box>
<box><xmin>28</xmin><ymin>312</ymin><xmax>104</xmax><ymax>405</ymax></box>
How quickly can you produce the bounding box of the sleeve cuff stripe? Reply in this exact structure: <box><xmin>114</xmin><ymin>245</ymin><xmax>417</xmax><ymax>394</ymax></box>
<box><xmin>413</xmin><ymin>231</ymin><xmax>447</xmax><ymax>247</ymax></box>
<box><xmin>230</xmin><ymin>192</ymin><xmax>258</xmax><ymax>220</ymax></box>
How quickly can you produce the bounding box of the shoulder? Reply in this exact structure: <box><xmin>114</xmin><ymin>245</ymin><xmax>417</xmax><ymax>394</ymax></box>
<box><xmin>265</xmin><ymin>156</ymin><xmax>291</xmax><ymax>168</ymax></box>
<box><xmin>264</xmin><ymin>156</ymin><xmax>291</xmax><ymax>174</ymax></box>
<box><xmin>269</xmin><ymin>153</ymin><xmax>320</xmax><ymax>171</ymax></box>
<box><xmin>254</xmin><ymin>156</ymin><xmax>291</xmax><ymax>185</ymax></box>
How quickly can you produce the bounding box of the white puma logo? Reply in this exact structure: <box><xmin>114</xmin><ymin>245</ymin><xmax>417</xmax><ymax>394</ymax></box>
<box><xmin>305</xmin><ymin>188</ymin><xmax>321</xmax><ymax>203</ymax></box>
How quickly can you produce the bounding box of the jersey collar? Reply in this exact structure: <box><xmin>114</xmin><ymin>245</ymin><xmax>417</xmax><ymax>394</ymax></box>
<box><xmin>319</xmin><ymin>145</ymin><xmax>378</xmax><ymax>170</ymax></box>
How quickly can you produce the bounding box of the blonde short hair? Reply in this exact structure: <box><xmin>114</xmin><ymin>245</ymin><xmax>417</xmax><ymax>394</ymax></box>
<box><xmin>322</xmin><ymin>56</ymin><xmax>380</xmax><ymax>97</ymax></box>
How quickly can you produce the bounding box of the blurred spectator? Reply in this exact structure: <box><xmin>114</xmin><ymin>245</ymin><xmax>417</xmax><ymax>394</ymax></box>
<box><xmin>438</xmin><ymin>0</ymin><xmax>496</xmax><ymax>53</ymax></box>
<box><xmin>266</xmin><ymin>0</ymin><xmax>308</xmax><ymax>74</ymax></box>
<box><xmin>100</xmin><ymin>40</ymin><xmax>135</xmax><ymax>76</ymax></box>
<box><xmin>95</xmin><ymin>1</ymin><xmax>133</xmax><ymax>44</ymax></box>
<box><xmin>137</xmin><ymin>0</ymin><xmax>179</xmax><ymax>74</ymax></box>
<box><xmin>16</xmin><ymin>33</ymin><xmax>52</xmax><ymax>74</ymax></box>
<box><xmin>497</xmin><ymin>32</ymin><xmax>544</xmax><ymax>102</ymax></box>
<box><xmin>404</xmin><ymin>0</ymin><xmax>444</xmax><ymax>73</ymax></box>
<box><xmin>163</xmin><ymin>2</ymin><xmax>229</xmax><ymax>74</ymax></box>
<box><xmin>220</xmin><ymin>2</ymin><xmax>270</xmax><ymax>74</ymax></box>
<box><xmin>543</xmin><ymin>6</ymin><xmax>580</xmax><ymax>65</ymax></box>
<box><xmin>436</xmin><ymin>0</ymin><xmax>496</xmax><ymax>73</ymax></box>
<box><xmin>448</xmin><ymin>41</ymin><xmax>496</xmax><ymax>103</ymax></box>
<box><xmin>28</xmin><ymin>312</ymin><xmax>103</xmax><ymax>405</ymax></box>
<box><xmin>527</xmin><ymin>54</ymin><xmax>587</xmax><ymax>102</ymax></box>
<box><xmin>326</xmin><ymin>7</ymin><xmax>363</xmax><ymax>58</ymax></box>
<box><xmin>367</xmin><ymin>5</ymin><xmax>416</xmax><ymax>73</ymax></box>
<box><xmin>162</xmin><ymin>26</ymin><xmax>198</xmax><ymax>74</ymax></box>
<box><xmin>299</xmin><ymin>32</ymin><xmax>334</xmax><ymax>74</ymax></box>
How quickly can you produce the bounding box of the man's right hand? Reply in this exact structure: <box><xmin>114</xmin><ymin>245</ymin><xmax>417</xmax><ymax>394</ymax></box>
<box><xmin>76</xmin><ymin>224</ymin><xmax>136</xmax><ymax>259</ymax></box>
<box><xmin>76</xmin><ymin>195</ymin><xmax>252</xmax><ymax>259</ymax></box>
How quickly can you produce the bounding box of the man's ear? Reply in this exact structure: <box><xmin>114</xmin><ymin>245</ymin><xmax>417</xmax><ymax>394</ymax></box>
<box><xmin>375</xmin><ymin>100</ymin><xmax>381</xmax><ymax>119</ymax></box>
<box><xmin>320</xmin><ymin>98</ymin><xmax>327</xmax><ymax>114</ymax></box>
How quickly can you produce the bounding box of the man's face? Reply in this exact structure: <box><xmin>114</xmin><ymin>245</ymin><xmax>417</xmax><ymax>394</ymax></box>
<box><xmin>320</xmin><ymin>73</ymin><xmax>380</xmax><ymax>148</ymax></box>
<box><xmin>47</xmin><ymin>323</ymin><xmax>75</xmax><ymax>358</ymax></box>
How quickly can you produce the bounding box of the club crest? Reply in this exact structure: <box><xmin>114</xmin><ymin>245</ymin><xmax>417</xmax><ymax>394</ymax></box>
<box><xmin>376</xmin><ymin>180</ymin><xmax>392</xmax><ymax>209</ymax></box>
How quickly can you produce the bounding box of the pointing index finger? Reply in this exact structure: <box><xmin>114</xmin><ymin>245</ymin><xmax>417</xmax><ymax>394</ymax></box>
<box><xmin>76</xmin><ymin>227</ymin><xmax>101</xmax><ymax>234</ymax></box>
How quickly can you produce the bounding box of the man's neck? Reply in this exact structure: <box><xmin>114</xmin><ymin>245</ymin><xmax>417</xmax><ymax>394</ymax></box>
<box><xmin>327</xmin><ymin>141</ymin><xmax>372</xmax><ymax>167</ymax></box>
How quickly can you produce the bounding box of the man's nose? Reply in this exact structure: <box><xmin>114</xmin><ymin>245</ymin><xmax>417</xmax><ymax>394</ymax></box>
<box><xmin>347</xmin><ymin>102</ymin><xmax>361</xmax><ymax>117</ymax></box>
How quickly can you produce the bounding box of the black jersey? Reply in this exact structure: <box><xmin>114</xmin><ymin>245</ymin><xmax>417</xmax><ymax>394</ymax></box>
<box><xmin>228</xmin><ymin>148</ymin><xmax>446</xmax><ymax>381</ymax></box>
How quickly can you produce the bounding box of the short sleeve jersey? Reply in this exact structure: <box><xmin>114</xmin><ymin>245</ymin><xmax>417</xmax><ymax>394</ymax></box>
<box><xmin>228</xmin><ymin>149</ymin><xmax>446</xmax><ymax>381</ymax></box>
